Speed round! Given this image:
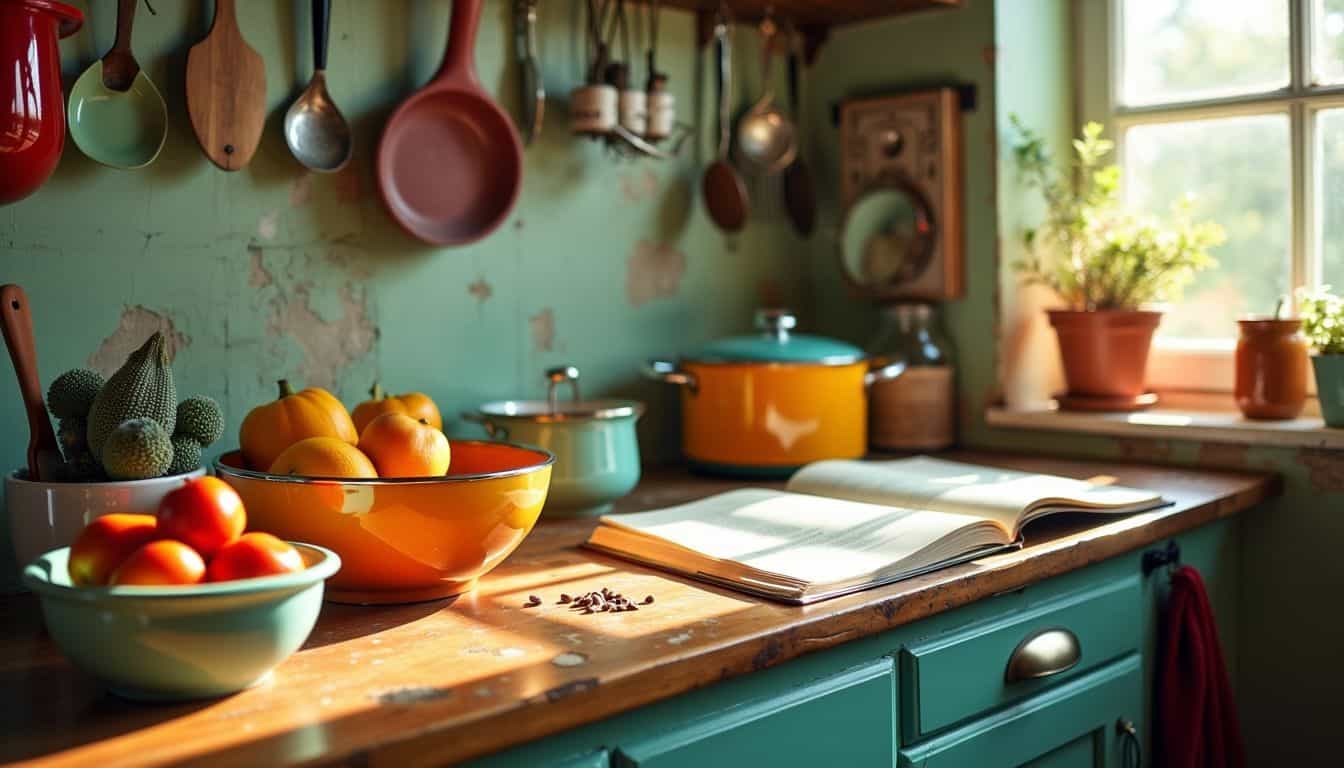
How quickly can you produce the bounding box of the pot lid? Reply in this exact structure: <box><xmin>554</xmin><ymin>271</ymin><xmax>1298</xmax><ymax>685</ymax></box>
<box><xmin>476</xmin><ymin>366</ymin><xmax>644</xmax><ymax>422</ymax></box>
<box><xmin>687</xmin><ymin>309</ymin><xmax>864</xmax><ymax>364</ymax></box>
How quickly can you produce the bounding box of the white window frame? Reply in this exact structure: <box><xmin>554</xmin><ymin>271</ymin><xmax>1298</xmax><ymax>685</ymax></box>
<box><xmin>1078</xmin><ymin>0</ymin><xmax>1344</xmax><ymax>393</ymax></box>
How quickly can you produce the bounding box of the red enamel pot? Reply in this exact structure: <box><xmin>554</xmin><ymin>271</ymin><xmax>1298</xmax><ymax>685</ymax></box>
<box><xmin>0</xmin><ymin>0</ymin><xmax>83</xmax><ymax>206</ymax></box>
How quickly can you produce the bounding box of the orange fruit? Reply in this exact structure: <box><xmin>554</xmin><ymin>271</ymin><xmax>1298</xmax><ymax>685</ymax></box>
<box><xmin>351</xmin><ymin>383</ymin><xmax>443</xmax><ymax>434</ymax></box>
<box><xmin>207</xmin><ymin>533</ymin><xmax>304</xmax><ymax>582</ymax></box>
<box><xmin>68</xmin><ymin>514</ymin><xmax>161</xmax><ymax>586</ymax></box>
<box><xmin>357</xmin><ymin>412</ymin><xmax>451</xmax><ymax>477</ymax></box>
<box><xmin>156</xmin><ymin>476</ymin><xmax>246</xmax><ymax>559</ymax></box>
<box><xmin>269</xmin><ymin>436</ymin><xmax>377</xmax><ymax>479</ymax></box>
<box><xmin>109</xmin><ymin>540</ymin><xmax>206</xmax><ymax>586</ymax></box>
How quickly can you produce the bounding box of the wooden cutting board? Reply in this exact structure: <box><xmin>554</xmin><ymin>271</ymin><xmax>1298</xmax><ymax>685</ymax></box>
<box><xmin>185</xmin><ymin>0</ymin><xmax>266</xmax><ymax>171</ymax></box>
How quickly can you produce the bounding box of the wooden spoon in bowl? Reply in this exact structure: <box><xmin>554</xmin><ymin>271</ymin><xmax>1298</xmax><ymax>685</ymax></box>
<box><xmin>0</xmin><ymin>285</ymin><xmax>61</xmax><ymax>481</ymax></box>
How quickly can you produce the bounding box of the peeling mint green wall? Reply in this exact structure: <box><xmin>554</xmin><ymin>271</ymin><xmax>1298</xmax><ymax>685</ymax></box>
<box><xmin>0</xmin><ymin>2</ymin><xmax>801</xmax><ymax>577</ymax></box>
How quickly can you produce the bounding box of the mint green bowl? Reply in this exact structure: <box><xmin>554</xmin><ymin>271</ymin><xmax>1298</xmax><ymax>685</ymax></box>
<box><xmin>22</xmin><ymin>543</ymin><xmax>340</xmax><ymax>702</ymax></box>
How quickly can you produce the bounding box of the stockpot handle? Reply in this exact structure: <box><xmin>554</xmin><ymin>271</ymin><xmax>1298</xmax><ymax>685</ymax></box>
<box><xmin>460</xmin><ymin>410</ymin><xmax>509</xmax><ymax>440</ymax></box>
<box><xmin>642</xmin><ymin>359</ymin><xmax>698</xmax><ymax>394</ymax></box>
<box><xmin>864</xmin><ymin>360</ymin><xmax>906</xmax><ymax>388</ymax></box>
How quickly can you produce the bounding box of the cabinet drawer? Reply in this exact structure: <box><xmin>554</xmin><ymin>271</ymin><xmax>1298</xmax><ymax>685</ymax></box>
<box><xmin>613</xmin><ymin>659</ymin><xmax>894</xmax><ymax>767</ymax></box>
<box><xmin>899</xmin><ymin>653</ymin><xmax>1143</xmax><ymax>767</ymax></box>
<box><xmin>899</xmin><ymin>575</ymin><xmax>1141</xmax><ymax>741</ymax></box>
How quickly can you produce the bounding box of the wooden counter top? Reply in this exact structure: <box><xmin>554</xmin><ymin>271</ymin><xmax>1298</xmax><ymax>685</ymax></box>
<box><xmin>0</xmin><ymin>453</ymin><xmax>1278</xmax><ymax>767</ymax></box>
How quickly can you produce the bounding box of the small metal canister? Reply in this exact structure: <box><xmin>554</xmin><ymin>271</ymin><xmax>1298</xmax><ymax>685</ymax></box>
<box><xmin>867</xmin><ymin>303</ymin><xmax>957</xmax><ymax>451</ymax></box>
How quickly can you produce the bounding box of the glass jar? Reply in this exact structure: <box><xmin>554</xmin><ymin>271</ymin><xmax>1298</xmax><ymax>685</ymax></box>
<box><xmin>1235</xmin><ymin>317</ymin><xmax>1308</xmax><ymax>420</ymax></box>
<box><xmin>867</xmin><ymin>303</ymin><xmax>957</xmax><ymax>450</ymax></box>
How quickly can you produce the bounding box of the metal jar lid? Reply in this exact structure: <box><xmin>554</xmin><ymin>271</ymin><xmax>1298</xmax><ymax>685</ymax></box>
<box><xmin>476</xmin><ymin>366</ymin><xmax>644</xmax><ymax>422</ymax></box>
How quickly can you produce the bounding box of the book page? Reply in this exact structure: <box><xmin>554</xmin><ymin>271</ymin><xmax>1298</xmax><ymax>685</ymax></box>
<box><xmin>786</xmin><ymin>456</ymin><xmax>1162</xmax><ymax>533</ymax></box>
<box><xmin>598</xmin><ymin>488</ymin><xmax>1009</xmax><ymax>586</ymax></box>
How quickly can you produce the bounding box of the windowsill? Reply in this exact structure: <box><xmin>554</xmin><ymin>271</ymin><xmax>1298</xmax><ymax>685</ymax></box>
<box><xmin>985</xmin><ymin>392</ymin><xmax>1344</xmax><ymax>449</ymax></box>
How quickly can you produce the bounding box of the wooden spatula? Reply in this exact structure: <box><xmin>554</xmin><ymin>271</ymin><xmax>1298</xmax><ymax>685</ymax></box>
<box><xmin>0</xmin><ymin>285</ymin><xmax>61</xmax><ymax>481</ymax></box>
<box><xmin>186</xmin><ymin>0</ymin><xmax>266</xmax><ymax>171</ymax></box>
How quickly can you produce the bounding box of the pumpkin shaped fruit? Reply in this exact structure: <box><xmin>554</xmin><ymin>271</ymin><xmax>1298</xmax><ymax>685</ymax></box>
<box><xmin>358</xmin><ymin>412</ymin><xmax>451</xmax><ymax>477</ymax></box>
<box><xmin>239</xmin><ymin>380</ymin><xmax>359</xmax><ymax>470</ymax></box>
<box><xmin>269</xmin><ymin>437</ymin><xmax>377</xmax><ymax>479</ymax></box>
<box><xmin>352</xmin><ymin>382</ymin><xmax>443</xmax><ymax>435</ymax></box>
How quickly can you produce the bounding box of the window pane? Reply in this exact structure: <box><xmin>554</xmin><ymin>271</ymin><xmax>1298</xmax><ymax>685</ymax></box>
<box><xmin>1317</xmin><ymin>109</ymin><xmax>1344</xmax><ymax>287</ymax></box>
<box><xmin>1315</xmin><ymin>0</ymin><xmax>1344</xmax><ymax>85</ymax></box>
<box><xmin>1121</xmin><ymin>0</ymin><xmax>1289</xmax><ymax>106</ymax></box>
<box><xmin>1124</xmin><ymin>115</ymin><xmax>1291</xmax><ymax>340</ymax></box>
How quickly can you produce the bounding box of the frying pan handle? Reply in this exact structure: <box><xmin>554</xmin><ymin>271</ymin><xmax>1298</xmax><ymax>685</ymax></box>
<box><xmin>437</xmin><ymin>0</ymin><xmax>484</xmax><ymax>86</ymax></box>
<box><xmin>312</xmin><ymin>0</ymin><xmax>331</xmax><ymax>71</ymax></box>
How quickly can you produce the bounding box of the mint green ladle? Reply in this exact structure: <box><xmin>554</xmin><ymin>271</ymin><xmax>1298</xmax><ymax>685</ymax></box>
<box><xmin>68</xmin><ymin>0</ymin><xmax>167</xmax><ymax>170</ymax></box>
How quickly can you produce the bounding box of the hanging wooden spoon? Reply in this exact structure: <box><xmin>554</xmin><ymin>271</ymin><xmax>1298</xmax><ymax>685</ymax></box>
<box><xmin>186</xmin><ymin>0</ymin><xmax>267</xmax><ymax>171</ymax></box>
<box><xmin>0</xmin><ymin>285</ymin><xmax>61</xmax><ymax>481</ymax></box>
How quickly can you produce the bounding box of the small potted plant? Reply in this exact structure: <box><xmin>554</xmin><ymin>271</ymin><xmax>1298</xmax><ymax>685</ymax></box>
<box><xmin>1296</xmin><ymin>287</ymin><xmax>1344</xmax><ymax>427</ymax></box>
<box><xmin>1011</xmin><ymin>118</ymin><xmax>1225</xmax><ymax>410</ymax></box>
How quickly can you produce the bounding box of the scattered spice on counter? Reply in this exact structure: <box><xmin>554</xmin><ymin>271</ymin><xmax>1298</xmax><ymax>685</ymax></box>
<box><xmin>564</xmin><ymin>588</ymin><xmax>650</xmax><ymax>614</ymax></box>
<box><xmin>523</xmin><ymin>588</ymin><xmax>656</xmax><ymax>614</ymax></box>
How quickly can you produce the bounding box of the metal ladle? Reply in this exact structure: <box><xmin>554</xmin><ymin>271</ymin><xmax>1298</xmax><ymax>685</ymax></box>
<box><xmin>284</xmin><ymin>0</ymin><xmax>352</xmax><ymax>173</ymax></box>
<box><xmin>735</xmin><ymin>16</ymin><xmax>796</xmax><ymax>175</ymax></box>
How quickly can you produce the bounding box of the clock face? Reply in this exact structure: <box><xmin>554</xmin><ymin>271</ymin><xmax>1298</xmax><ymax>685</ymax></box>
<box><xmin>841</xmin><ymin>186</ymin><xmax>936</xmax><ymax>291</ymax></box>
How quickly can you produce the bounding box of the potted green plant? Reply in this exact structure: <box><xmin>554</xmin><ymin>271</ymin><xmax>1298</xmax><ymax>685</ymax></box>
<box><xmin>1011</xmin><ymin>118</ymin><xmax>1225</xmax><ymax>409</ymax></box>
<box><xmin>1296</xmin><ymin>287</ymin><xmax>1344</xmax><ymax>427</ymax></box>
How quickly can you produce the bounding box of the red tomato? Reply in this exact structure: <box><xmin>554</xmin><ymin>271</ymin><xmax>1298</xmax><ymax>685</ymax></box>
<box><xmin>67</xmin><ymin>514</ymin><xmax>161</xmax><ymax>586</ymax></box>
<box><xmin>156</xmin><ymin>476</ymin><xmax>246</xmax><ymax>558</ymax></box>
<box><xmin>206</xmin><ymin>533</ymin><xmax>304</xmax><ymax>582</ymax></box>
<box><xmin>109</xmin><ymin>540</ymin><xmax>206</xmax><ymax>586</ymax></box>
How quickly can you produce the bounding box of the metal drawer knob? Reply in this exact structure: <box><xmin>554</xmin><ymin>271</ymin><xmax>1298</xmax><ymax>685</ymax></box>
<box><xmin>1004</xmin><ymin>627</ymin><xmax>1081</xmax><ymax>683</ymax></box>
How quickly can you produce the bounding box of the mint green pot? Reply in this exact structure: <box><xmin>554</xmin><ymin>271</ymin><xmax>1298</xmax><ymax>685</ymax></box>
<box><xmin>23</xmin><ymin>543</ymin><xmax>340</xmax><ymax>702</ymax></box>
<box><xmin>468</xmin><ymin>366</ymin><xmax>644</xmax><ymax>518</ymax></box>
<box><xmin>1313</xmin><ymin>355</ymin><xmax>1344</xmax><ymax>427</ymax></box>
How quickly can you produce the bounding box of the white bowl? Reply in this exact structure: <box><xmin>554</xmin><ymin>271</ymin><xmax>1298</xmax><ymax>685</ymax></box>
<box><xmin>5</xmin><ymin>467</ymin><xmax>207</xmax><ymax>572</ymax></box>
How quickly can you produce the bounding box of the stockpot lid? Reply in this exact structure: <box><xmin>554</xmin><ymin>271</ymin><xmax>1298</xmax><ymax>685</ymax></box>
<box><xmin>684</xmin><ymin>309</ymin><xmax>864</xmax><ymax>365</ymax></box>
<box><xmin>476</xmin><ymin>366</ymin><xmax>644</xmax><ymax>422</ymax></box>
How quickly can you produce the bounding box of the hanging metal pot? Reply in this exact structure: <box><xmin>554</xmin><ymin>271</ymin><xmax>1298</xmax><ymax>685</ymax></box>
<box><xmin>0</xmin><ymin>0</ymin><xmax>83</xmax><ymax>205</ymax></box>
<box><xmin>644</xmin><ymin>309</ymin><xmax>904</xmax><ymax>477</ymax></box>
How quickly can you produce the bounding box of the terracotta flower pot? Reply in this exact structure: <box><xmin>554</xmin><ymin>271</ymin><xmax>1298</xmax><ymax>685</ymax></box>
<box><xmin>1047</xmin><ymin>309</ymin><xmax>1163</xmax><ymax>399</ymax></box>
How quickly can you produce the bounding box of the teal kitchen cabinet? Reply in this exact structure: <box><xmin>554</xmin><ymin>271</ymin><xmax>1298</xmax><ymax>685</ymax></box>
<box><xmin>899</xmin><ymin>654</ymin><xmax>1143</xmax><ymax>767</ymax></box>
<box><xmin>611</xmin><ymin>660</ymin><xmax>895</xmax><ymax>767</ymax></box>
<box><xmin>556</xmin><ymin>751</ymin><xmax>610</xmax><ymax>768</ymax></box>
<box><xmin>899</xmin><ymin>576</ymin><xmax>1142</xmax><ymax>741</ymax></box>
<box><xmin>470</xmin><ymin>518</ymin><xmax>1237</xmax><ymax>768</ymax></box>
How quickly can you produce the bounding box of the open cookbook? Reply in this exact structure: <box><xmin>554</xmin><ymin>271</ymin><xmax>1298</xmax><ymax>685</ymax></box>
<box><xmin>584</xmin><ymin>457</ymin><xmax>1167</xmax><ymax>604</ymax></box>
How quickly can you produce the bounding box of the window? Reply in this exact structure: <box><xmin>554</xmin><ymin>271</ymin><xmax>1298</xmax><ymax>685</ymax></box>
<box><xmin>1082</xmin><ymin>0</ymin><xmax>1344</xmax><ymax>391</ymax></box>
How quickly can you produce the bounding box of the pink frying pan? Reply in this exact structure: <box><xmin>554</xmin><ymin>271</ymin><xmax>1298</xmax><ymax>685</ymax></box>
<box><xmin>377</xmin><ymin>0</ymin><xmax>523</xmax><ymax>246</ymax></box>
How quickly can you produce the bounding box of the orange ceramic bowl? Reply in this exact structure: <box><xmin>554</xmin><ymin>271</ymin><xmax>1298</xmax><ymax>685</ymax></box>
<box><xmin>215</xmin><ymin>441</ymin><xmax>553</xmax><ymax>605</ymax></box>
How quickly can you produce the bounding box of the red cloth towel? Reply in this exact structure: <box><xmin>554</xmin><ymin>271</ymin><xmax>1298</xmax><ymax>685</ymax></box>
<box><xmin>1156</xmin><ymin>565</ymin><xmax>1246</xmax><ymax>768</ymax></box>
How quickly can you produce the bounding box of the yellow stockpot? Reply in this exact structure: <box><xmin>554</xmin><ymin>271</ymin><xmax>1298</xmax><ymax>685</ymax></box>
<box><xmin>644</xmin><ymin>310</ymin><xmax>904</xmax><ymax>477</ymax></box>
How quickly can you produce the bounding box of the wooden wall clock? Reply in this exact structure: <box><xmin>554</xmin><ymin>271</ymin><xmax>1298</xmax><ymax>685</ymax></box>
<box><xmin>838</xmin><ymin>88</ymin><xmax>965</xmax><ymax>301</ymax></box>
